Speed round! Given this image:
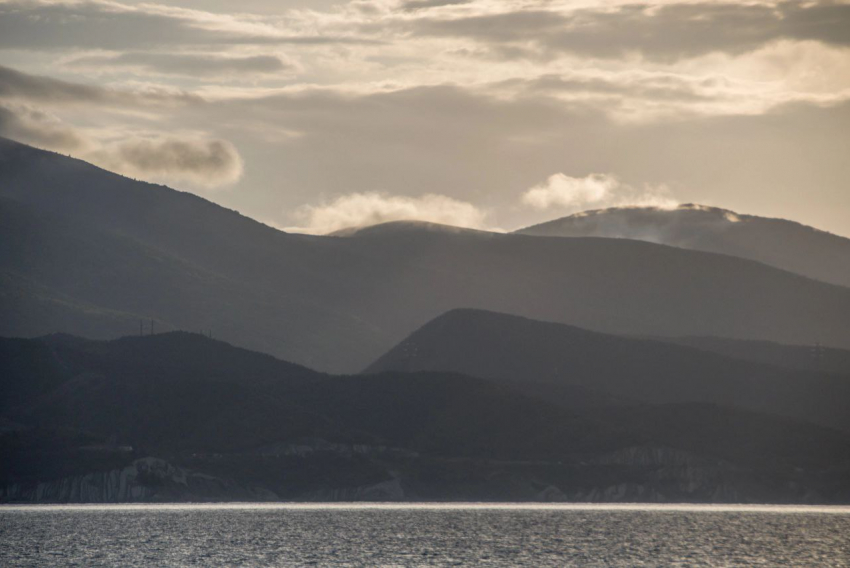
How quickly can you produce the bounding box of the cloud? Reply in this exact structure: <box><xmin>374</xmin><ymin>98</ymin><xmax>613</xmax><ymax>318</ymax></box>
<box><xmin>0</xmin><ymin>64</ymin><xmax>200</xmax><ymax>107</ymax></box>
<box><xmin>0</xmin><ymin>98</ymin><xmax>241</xmax><ymax>188</ymax></box>
<box><xmin>490</xmin><ymin>72</ymin><xmax>735</xmax><ymax>120</ymax></box>
<box><xmin>0</xmin><ymin>64</ymin><xmax>111</xmax><ymax>103</ymax></box>
<box><xmin>288</xmin><ymin>192</ymin><xmax>489</xmax><ymax>234</ymax></box>
<box><xmin>2</xmin><ymin>0</ymin><xmax>849</xmax><ymax>236</ymax></box>
<box><xmin>198</xmin><ymin>81</ymin><xmax>850</xmax><ymax>236</ymax></box>
<box><xmin>0</xmin><ymin>103</ymin><xmax>88</xmax><ymax>151</ymax></box>
<box><xmin>412</xmin><ymin>2</ymin><xmax>850</xmax><ymax>61</ymax></box>
<box><xmin>68</xmin><ymin>52</ymin><xmax>296</xmax><ymax>78</ymax></box>
<box><xmin>0</xmin><ymin>1</ymin><xmax>378</xmax><ymax>52</ymax></box>
<box><xmin>400</xmin><ymin>0</ymin><xmax>471</xmax><ymax>12</ymax></box>
<box><xmin>90</xmin><ymin>137</ymin><xmax>244</xmax><ymax>188</ymax></box>
<box><xmin>515</xmin><ymin>73</ymin><xmax>713</xmax><ymax>103</ymax></box>
<box><xmin>521</xmin><ymin>173</ymin><xmax>678</xmax><ymax>213</ymax></box>
<box><xmin>0</xmin><ymin>0</ymin><xmax>224</xmax><ymax>51</ymax></box>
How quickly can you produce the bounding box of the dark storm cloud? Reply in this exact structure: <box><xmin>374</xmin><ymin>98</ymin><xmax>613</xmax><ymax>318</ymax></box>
<box><xmin>0</xmin><ymin>1</ymin><xmax>378</xmax><ymax>52</ymax></box>
<box><xmin>412</xmin><ymin>2</ymin><xmax>850</xmax><ymax>61</ymax></box>
<box><xmin>69</xmin><ymin>53</ymin><xmax>295</xmax><ymax>77</ymax></box>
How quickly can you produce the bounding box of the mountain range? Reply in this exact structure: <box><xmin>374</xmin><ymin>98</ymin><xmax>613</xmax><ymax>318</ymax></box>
<box><xmin>2</xmin><ymin>136</ymin><xmax>850</xmax><ymax>503</ymax></box>
<box><xmin>2</xmin><ymin>137</ymin><xmax>850</xmax><ymax>374</ymax></box>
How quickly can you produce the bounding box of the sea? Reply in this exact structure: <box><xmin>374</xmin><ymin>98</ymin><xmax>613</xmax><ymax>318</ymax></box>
<box><xmin>1</xmin><ymin>503</ymin><xmax>849</xmax><ymax>566</ymax></box>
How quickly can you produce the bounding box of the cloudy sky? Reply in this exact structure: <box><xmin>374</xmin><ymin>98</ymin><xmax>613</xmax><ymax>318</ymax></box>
<box><xmin>1</xmin><ymin>0</ymin><xmax>849</xmax><ymax>235</ymax></box>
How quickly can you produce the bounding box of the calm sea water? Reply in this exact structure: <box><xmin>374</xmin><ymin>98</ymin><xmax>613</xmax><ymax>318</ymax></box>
<box><xmin>1</xmin><ymin>503</ymin><xmax>849</xmax><ymax>567</ymax></box>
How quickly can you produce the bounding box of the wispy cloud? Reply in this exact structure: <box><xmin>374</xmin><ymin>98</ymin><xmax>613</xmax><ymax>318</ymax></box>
<box><xmin>0</xmin><ymin>64</ymin><xmax>201</xmax><ymax>107</ymax></box>
<box><xmin>399</xmin><ymin>0</ymin><xmax>472</xmax><ymax>13</ymax></box>
<box><xmin>0</xmin><ymin>0</ymin><xmax>378</xmax><ymax>51</ymax></box>
<box><xmin>68</xmin><ymin>52</ymin><xmax>298</xmax><ymax>78</ymax></box>
<box><xmin>411</xmin><ymin>2</ymin><xmax>850</xmax><ymax>62</ymax></box>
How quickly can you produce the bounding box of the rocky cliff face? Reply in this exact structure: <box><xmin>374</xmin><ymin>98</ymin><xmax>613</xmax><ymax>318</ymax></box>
<box><xmin>1</xmin><ymin>457</ymin><xmax>277</xmax><ymax>503</ymax></box>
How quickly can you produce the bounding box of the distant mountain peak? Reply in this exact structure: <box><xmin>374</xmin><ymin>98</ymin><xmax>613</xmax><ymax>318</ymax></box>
<box><xmin>517</xmin><ymin>204</ymin><xmax>850</xmax><ymax>288</ymax></box>
<box><xmin>545</xmin><ymin>203</ymin><xmax>758</xmax><ymax>226</ymax></box>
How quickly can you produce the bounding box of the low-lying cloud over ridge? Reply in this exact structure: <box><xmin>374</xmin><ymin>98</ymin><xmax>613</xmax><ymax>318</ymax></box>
<box><xmin>522</xmin><ymin>173</ymin><xmax>678</xmax><ymax>214</ymax></box>
<box><xmin>0</xmin><ymin>64</ymin><xmax>240</xmax><ymax>189</ymax></box>
<box><xmin>0</xmin><ymin>103</ymin><xmax>86</xmax><ymax>151</ymax></box>
<box><xmin>0</xmin><ymin>101</ymin><xmax>243</xmax><ymax>188</ymax></box>
<box><xmin>90</xmin><ymin>137</ymin><xmax>244</xmax><ymax>188</ymax></box>
<box><xmin>288</xmin><ymin>192</ymin><xmax>489</xmax><ymax>234</ymax></box>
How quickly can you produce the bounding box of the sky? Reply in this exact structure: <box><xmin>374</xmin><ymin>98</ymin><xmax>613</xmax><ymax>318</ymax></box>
<box><xmin>0</xmin><ymin>0</ymin><xmax>849</xmax><ymax>236</ymax></box>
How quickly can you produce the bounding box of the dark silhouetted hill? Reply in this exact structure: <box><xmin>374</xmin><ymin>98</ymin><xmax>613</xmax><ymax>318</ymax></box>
<box><xmin>3</xmin><ymin>333</ymin><xmax>850</xmax><ymax>503</ymax></box>
<box><xmin>367</xmin><ymin>309</ymin><xmax>850</xmax><ymax>432</ymax></box>
<box><xmin>2</xmin><ymin>333</ymin><xmax>615</xmax><ymax>457</ymax></box>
